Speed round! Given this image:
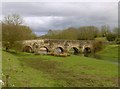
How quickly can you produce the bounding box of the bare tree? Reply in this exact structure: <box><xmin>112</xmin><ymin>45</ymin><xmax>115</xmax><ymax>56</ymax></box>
<box><xmin>3</xmin><ymin>14</ymin><xmax>23</xmax><ymax>25</ymax></box>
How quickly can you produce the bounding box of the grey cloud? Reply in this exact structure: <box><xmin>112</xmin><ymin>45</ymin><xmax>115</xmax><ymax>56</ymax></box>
<box><xmin>27</xmin><ymin>16</ymin><xmax>117</xmax><ymax>34</ymax></box>
<box><xmin>2</xmin><ymin>2</ymin><xmax>117</xmax><ymax>17</ymax></box>
<box><xmin>2</xmin><ymin>2</ymin><xmax>118</xmax><ymax>35</ymax></box>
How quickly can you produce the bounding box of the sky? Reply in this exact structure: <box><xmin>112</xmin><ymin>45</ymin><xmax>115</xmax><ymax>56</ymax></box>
<box><xmin>1</xmin><ymin>1</ymin><xmax>118</xmax><ymax>36</ymax></box>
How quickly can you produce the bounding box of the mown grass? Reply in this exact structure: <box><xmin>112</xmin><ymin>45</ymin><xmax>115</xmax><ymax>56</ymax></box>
<box><xmin>2</xmin><ymin>44</ymin><xmax>119</xmax><ymax>87</ymax></box>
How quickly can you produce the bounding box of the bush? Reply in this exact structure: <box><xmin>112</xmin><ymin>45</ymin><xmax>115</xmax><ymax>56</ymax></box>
<box><xmin>106</xmin><ymin>34</ymin><xmax>117</xmax><ymax>41</ymax></box>
<box><xmin>115</xmin><ymin>37</ymin><xmax>120</xmax><ymax>44</ymax></box>
<box><xmin>12</xmin><ymin>42</ymin><xmax>23</xmax><ymax>52</ymax></box>
<box><xmin>92</xmin><ymin>41</ymin><xmax>103</xmax><ymax>53</ymax></box>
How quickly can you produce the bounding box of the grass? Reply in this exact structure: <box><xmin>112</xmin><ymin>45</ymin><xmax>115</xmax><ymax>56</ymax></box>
<box><xmin>95</xmin><ymin>37</ymin><xmax>107</xmax><ymax>42</ymax></box>
<box><xmin>2</xmin><ymin>44</ymin><xmax>119</xmax><ymax>87</ymax></box>
<box><xmin>96</xmin><ymin>44</ymin><xmax>119</xmax><ymax>62</ymax></box>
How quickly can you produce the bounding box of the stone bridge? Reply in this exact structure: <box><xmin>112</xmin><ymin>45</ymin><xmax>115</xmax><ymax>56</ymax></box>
<box><xmin>22</xmin><ymin>39</ymin><xmax>94</xmax><ymax>54</ymax></box>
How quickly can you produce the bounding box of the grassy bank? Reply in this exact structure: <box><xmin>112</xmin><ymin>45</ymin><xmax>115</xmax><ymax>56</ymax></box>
<box><xmin>2</xmin><ymin>44</ymin><xmax>119</xmax><ymax>87</ymax></box>
<box><xmin>96</xmin><ymin>44</ymin><xmax>119</xmax><ymax>62</ymax></box>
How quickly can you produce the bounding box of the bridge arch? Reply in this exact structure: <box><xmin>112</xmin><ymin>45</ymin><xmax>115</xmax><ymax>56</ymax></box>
<box><xmin>69</xmin><ymin>47</ymin><xmax>79</xmax><ymax>54</ymax></box>
<box><xmin>84</xmin><ymin>47</ymin><xmax>91</xmax><ymax>53</ymax></box>
<box><xmin>54</xmin><ymin>47</ymin><xmax>64</xmax><ymax>54</ymax></box>
<box><xmin>39</xmin><ymin>46</ymin><xmax>49</xmax><ymax>52</ymax></box>
<box><xmin>83</xmin><ymin>47</ymin><xmax>92</xmax><ymax>57</ymax></box>
<box><xmin>23</xmin><ymin>46</ymin><xmax>33</xmax><ymax>53</ymax></box>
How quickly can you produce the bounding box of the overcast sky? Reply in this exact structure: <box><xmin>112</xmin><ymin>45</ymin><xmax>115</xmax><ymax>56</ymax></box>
<box><xmin>2</xmin><ymin>1</ymin><xmax>118</xmax><ymax>36</ymax></box>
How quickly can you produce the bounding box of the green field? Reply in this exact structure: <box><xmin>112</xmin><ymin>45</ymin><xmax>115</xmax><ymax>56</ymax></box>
<box><xmin>2</xmin><ymin>44</ymin><xmax>119</xmax><ymax>87</ymax></box>
<box><xmin>96</xmin><ymin>44</ymin><xmax>119</xmax><ymax>62</ymax></box>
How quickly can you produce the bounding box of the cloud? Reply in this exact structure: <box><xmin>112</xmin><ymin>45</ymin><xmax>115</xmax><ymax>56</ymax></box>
<box><xmin>2</xmin><ymin>2</ymin><xmax>118</xmax><ymax>35</ymax></box>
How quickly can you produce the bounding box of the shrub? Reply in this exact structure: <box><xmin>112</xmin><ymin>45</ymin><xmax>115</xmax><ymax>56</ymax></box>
<box><xmin>106</xmin><ymin>34</ymin><xmax>117</xmax><ymax>41</ymax></box>
<box><xmin>115</xmin><ymin>37</ymin><xmax>120</xmax><ymax>44</ymax></box>
<box><xmin>12</xmin><ymin>42</ymin><xmax>23</xmax><ymax>52</ymax></box>
<box><xmin>92</xmin><ymin>41</ymin><xmax>103</xmax><ymax>53</ymax></box>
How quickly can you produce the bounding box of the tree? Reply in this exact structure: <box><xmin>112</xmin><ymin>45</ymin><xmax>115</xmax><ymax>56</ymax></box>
<box><xmin>106</xmin><ymin>34</ymin><xmax>116</xmax><ymax>41</ymax></box>
<box><xmin>2</xmin><ymin>14</ymin><xmax>36</xmax><ymax>51</ymax></box>
<box><xmin>0</xmin><ymin>22</ymin><xmax>2</xmax><ymax>42</ymax></box>
<box><xmin>112</xmin><ymin>27</ymin><xmax>120</xmax><ymax>44</ymax></box>
<box><xmin>41</xmin><ymin>26</ymin><xmax>99</xmax><ymax>40</ymax></box>
<box><xmin>45</xmin><ymin>27</ymin><xmax>78</xmax><ymax>40</ymax></box>
<box><xmin>77</xmin><ymin>26</ymin><xmax>99</xmax><ymax>40</ymax></box>
<box><xmin>60</xmin><ymin>27</ymin><xmax>78</xmax><ymax>40</ymax></box>
<box><xmin>4</xmin><ymin>14</ymin><xmax>23</xmax><ymax>25</ymax></box>
<box><xmin>101</xmin><ymin>25</ymin><xmax>111</xmax><ymax>37</ymax></box>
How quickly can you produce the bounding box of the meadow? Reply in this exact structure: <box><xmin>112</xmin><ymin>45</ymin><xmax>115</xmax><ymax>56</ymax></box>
<box><xmin>2</xmin><ymin>44</ymin><xmax>119</xmax><ymax>87</ymax></box>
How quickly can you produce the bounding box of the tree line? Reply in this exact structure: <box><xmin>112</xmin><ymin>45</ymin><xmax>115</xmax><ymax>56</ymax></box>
<box><xmin>40</xmin><ymin>25</ymin><xmax>119</xmax><ymax>43</ymax></box>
